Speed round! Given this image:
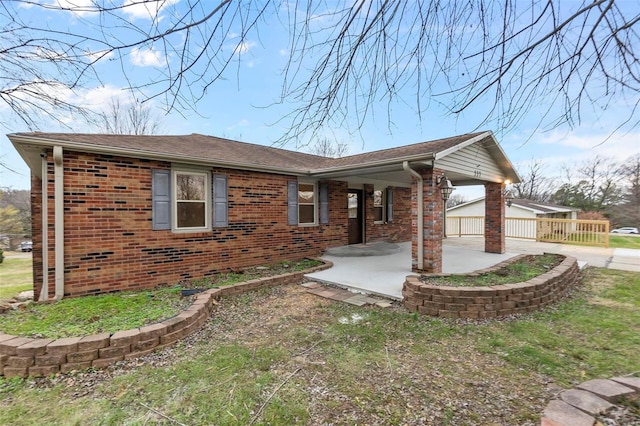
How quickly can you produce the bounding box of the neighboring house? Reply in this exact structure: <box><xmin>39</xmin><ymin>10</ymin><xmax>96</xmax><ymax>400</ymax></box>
<box><xmin>8</xmin><ymin>131</ymin><xmax>520</xmax><ymax>300</ymax></box>
<box><xmin>447</xmin><ymin>198</ymin><xmax>579</xmax><ymax>239</ymax></box>
<box><xmin>448</xmin><ymin>197</ymin><xmax>578</xmax><ymax>220</ymax></box>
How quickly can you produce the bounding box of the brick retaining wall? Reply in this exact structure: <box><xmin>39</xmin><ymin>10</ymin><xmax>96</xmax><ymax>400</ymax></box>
<box><xmin>402</xmin><ymin>254</ymin><xmax>580</xmax><ymax>319</ymax></box>
<box><xmin>0</xmin><ymin>261</ymin><xmax>331</xmax><ymax>378</ymax></box>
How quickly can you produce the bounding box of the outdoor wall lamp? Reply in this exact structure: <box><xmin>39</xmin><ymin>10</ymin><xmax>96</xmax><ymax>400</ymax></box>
<box><xmin>505</xmin><ymin>189</ymin><xmax>514</xmax><ymax>207</ymax></box>
<box><xmin>503</xmin><ymin>180</ymin><xmax>514</xmax><ymax>207</ymax></box>
<box><xmin>436</xmin><ymin>174</ymin><xmax>454</xmax><ymax>202</ymax></box>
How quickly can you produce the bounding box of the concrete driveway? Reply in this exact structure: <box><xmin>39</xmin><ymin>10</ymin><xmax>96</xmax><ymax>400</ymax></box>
<box><xmin>305</xmin><ymin>238</ymin><xmax>640</xmax><ymax>300</ymax></box>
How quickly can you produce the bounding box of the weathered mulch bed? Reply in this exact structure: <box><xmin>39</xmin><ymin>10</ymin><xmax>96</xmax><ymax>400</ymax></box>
<box><xmin>420</xmin><ymin>253</ymin><xmax>564</xmax><ymax>287</ymax></box>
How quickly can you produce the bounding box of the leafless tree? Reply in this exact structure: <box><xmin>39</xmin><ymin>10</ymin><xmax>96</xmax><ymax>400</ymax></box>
<box><xmin>100</xmin><ymin>98</ymin><xmax>163</xmax><ymax>135</ymax></box>
<box><xmin>609</xmin><ymin>154</ymin><xmax>640</xmax><ymax>227</ymax></box>
<box><xmin>307</xmin><ymin>138</ymin><xmax>348</xmax><ymax>158</ymax></box>
<box><xmin>1</xmin><ymin>1</ymin><xmax>638</xmax><ymax>142</ymax></box>
<box><xmin>512</xmin><ymin>160</ymin><xmax>554</xmax><ymax>202</ymax></box>
<box><xmin>446</xmin><ymin>194</ymin><xmax>468</xmax><ymax>209</ymax></box>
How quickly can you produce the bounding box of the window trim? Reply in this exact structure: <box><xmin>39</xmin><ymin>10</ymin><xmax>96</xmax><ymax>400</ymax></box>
<box><xmin>297</xmin><ymin>181</ymin><xmax>318</xmax><ymax>226</ymax></box>
<box><xmin>171</xmin><ymin>168</ymin><xmax>211</xmax><ymax>233</ymax></box>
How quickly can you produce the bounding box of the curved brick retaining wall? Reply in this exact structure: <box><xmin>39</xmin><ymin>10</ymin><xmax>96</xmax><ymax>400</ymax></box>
<box><xmin>0</xmin><ymin>261</ymin><xmax>331</xmax><ymax>378</ymax></box>
<box><xmin>402</xmin><ymin>254</ymin><xmax>580</xmax><ymax>319</ymax></box>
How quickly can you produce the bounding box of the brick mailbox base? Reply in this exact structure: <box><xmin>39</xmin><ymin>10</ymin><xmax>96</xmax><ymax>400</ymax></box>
<box><xmin>402</xmin><ymin>255</ymin><xmax>580</xmax><ymax>319</ymax></box>
<box><xmin>0</xmin><ymin>261</ymin><xmax>331</xmax><ymax>378</ymax></box>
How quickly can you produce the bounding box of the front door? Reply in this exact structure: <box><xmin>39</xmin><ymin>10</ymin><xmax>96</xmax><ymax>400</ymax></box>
<box><xmin>348</xmin><ymin>189</ymin><xmax>363</xmax><ymax>244</ymax></box>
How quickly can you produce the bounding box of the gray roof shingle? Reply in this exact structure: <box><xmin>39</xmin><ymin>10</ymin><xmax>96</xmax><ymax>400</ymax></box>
<box><xmin>11</xmin><ymin>131</ymin><xmax>487</xmax><ymax>173</ymax></box>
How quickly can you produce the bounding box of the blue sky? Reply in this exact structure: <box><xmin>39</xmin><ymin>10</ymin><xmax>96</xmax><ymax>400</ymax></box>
<box><xmin>1</xmin><ymin>1</ymin><xmax>639</xmax><ymax>200</ymax></box>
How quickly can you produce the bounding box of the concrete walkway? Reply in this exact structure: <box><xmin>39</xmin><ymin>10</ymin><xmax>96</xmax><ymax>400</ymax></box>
<box><xmin>305</xmin><ymin>238</ymin><xmax>640</xmax><ymax>300</ymax></box>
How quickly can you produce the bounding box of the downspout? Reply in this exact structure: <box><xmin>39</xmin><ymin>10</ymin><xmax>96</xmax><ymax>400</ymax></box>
<box><xmin>403</xmin><ymin>161</ymin><xmax>424</xmax><ymax>270</ymax></box>
<box><xmin>53</xmin><ymin>146</ymin><xmax>64</xmax><ymax>300</ymax></box>
<box><xmin>39</xmin><ymin>152</ymin><xmax>48</xmax><ymax>302</ymax></box>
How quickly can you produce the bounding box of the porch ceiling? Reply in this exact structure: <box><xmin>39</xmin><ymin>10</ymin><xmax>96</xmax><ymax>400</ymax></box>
<box><xmin>309</xmin><ymin>132</ymin><xmax>520</xmax><ymax>188</ymax></box>
<box><xmin>310</xmin><ymin>160</ymin><xmax>504</xmax><ymax>188</ymax></box>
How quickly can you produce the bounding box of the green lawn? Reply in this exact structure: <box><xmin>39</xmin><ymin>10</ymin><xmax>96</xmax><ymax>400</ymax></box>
<box><xmin>0</xmin><ymin>255</ymin><xmax>32</xmax><ymax>300</ymax></box>
<box><xmin>609</xmin><ymin>235</ymin><xmax>640</xmax><ymax>249</ymax></box>
<box><xmin>0</xmin><ymin>286</ymin><xmax>189</xmax><ymax>338</ymax></box>
<box><xmin>1</xmin><ymin>267</ymin><xmax>638</xmax><ymax>425</ymax></box>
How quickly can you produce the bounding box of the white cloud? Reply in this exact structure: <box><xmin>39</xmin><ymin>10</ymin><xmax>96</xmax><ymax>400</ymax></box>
<box><xmin>498</xmin><ymin>128</ymin><xmax>640</xmax><ymax>185</ymax></box>
<box><xmin>534</xmin><ymin>129</ymin><xmax>640</xmax><ymax>163</ymax></box>
<box><xmin>84</xmin><ymin>49</ymin><xmax>114</xmax><ymax>62</ymax></box>
<box><xmin>234</xmin><ymin>41</ymin><xmax>257</xmax><ymax>55</ymax></box>
<box><xmin>130</xmin><ymin>47</ymin><xmax>165</xmax><ymax>67</ymax></box>
<box><xmin>122</xmin><ymin>0</ymin><xmax>180</xmax><ymax>20</ymax></box>
<box><xmin>73</xmin><ymin>85</ymin><xmax>130</xmax><ymax>108</ymax></box>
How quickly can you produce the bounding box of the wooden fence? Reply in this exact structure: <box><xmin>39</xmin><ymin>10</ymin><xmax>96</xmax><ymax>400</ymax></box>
<box><xmin>446</xmin><ymin>216</ymin><xmax>610</xmax><ymax>247</ymax></box>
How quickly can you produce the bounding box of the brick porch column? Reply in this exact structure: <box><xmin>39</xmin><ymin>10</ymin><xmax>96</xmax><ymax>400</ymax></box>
<box><xmin>411</xmin><ymin>168</ymin><xmax>444</xmax><ymax>273</ymax></box>
<box><xmin>485</xmin><ymin>182</ymin><xmax>506</xmax><ymax>254</ymax></box>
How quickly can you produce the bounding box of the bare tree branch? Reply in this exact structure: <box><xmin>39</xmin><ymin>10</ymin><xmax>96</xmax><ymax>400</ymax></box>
<box><xmin>100</xmin><ymin>98</ymin><xmax>163</xmax><ymax>135</ymax></box>
<box><xmin>0</xmin><ymin>0</ymin><xmax>637</xmax><ymax>145</ymax></box>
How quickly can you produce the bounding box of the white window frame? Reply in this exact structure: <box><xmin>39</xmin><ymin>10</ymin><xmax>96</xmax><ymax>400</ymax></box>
<box><xmin>171</xmin><ymin>168</ymin><xmax>211</xmax><ymax>232</ymax></box>
<box><xmin>373</xmin><ymin>188</ymin><xmax>385</xmax><ymax>224</ymax></box>
<box><xmin>298</xmin><ymin>182</ymin><xmax>318</xmax><ymax>226</ymax></box>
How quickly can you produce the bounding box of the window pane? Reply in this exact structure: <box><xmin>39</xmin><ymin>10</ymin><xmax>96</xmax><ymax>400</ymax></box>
<box><xmin>348</xmin><ymin>193</ymin><xmax>358</xmax><ymax>218</ymax></box>
<box><xmin>299</xmin><ymin>204</ymin><xmax>315</xmax><ymax>224</ymax></box>
<box><xmin>177</xmin><ymin>202</ymin><xmax>205</xmax><ymax>228</ymax></box>
<box><xmin>373</xmin><ymin>190</ymin><xmax>383</xmax><ymax>207</ymax></box>
<box><xmin>298</xmin><ymin>183</ymin><xmax>315</xmax><ymax>204</ymax></box>
<box><xmin>177</xmin><ymin>174</ymin><xmax>205</xmax><ymax>200</ymax></box>
<box><xmin>374</xmin><ymin>206</ymin><xmax>383</xmax><ymax>222</ymax></box>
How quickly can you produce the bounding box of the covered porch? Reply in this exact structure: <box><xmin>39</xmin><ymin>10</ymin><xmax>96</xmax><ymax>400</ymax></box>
<box><xmin>313</xmin><ymin>131</ymin><xmax>521</xmax><ymax>275</ymax></box>
<box><xmin>305</xmin><ymin>240</ymin><xmax>518</xmax><ymax>300</ymax></box>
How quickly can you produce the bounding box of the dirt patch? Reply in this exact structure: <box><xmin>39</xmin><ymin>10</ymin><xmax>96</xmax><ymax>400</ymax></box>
<box><xmin>14</xmin><ymin>284</ymin><xmax>556</xmax><ymax>425</ymax></box>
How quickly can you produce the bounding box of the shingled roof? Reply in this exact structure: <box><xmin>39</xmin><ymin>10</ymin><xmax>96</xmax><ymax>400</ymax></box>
<box><xmin>9</xmin><ymin>131</ymin><xmax>486</xmax><ymax>173</ymax></box>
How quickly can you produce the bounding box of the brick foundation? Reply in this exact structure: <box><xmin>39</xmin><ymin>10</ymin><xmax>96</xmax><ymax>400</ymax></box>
<box><xmin>402</xmin><ymin>255</ymin><xmax>580</xmax><ymax>318</ymax></box>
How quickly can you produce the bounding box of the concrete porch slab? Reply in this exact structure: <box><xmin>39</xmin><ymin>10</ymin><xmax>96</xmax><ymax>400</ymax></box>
<box><xmin>306</xmin><ymin>237</ymin><xmax>640</xmax><ymax>301</ymax></box>
<box><xmin>305</xmin><ymin>241</ymin><xmax>519</xmax><ymax>300</ymax></box>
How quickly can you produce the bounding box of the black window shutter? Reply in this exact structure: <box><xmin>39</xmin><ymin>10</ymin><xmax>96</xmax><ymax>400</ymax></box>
<box><xmin>213</xmin><ymin>174</ymin><xmax>228</xmax><ymax>228</ymax></box>
<box><xmin>152</xmin><ymin>169</ymin><xmax>171</xmax><ymax>230</ymax></box>
<box><xmin>386</xmin><ymin>187</ymin><xmax>393</xmax><ymax>222</ymax></box>
<box><xmin>319</xmin><ymin>183</ymin><xmax>329</xmax><ymax>224</ymax></box>
<box><xmin>287</xmin><ymin>181</ymin><xmax>298</xmax><ymax>225</ymax></box>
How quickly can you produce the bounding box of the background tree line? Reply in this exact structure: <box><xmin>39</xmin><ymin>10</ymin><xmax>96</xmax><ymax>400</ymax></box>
<box><xmin>450</xmin><ymin>154</ymin><xmax>640</xmax><ymax>228</ymax></box>
<box><xmin>0</xmin><ymin>189</ymin><xmax>31</xmax><ymax>249</ymax></box>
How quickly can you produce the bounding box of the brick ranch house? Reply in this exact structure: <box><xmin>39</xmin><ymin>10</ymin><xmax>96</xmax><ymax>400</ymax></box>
<box><xmin>8</xmin><ymin>131</ymin><xmax>520</xmax><ymax>301</ymax></box>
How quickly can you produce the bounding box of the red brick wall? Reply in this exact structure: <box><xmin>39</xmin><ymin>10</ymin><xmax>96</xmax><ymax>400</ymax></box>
<box><xmin>403</xmin><ymin>255</ymin><xmax>580</xmax><ymax>318</ymax></box>
<box><xmin>31</xmin><ymin>173</ymin><xmax>44</xmax><ymax>299</ymax></box>
<box><xmin>485</xmin><ymin>182</ymin><xmax>506</xmax><ymax>254</ymax></box>
<box><xmin>411</xmin><ymin>168</ymin><xmax>445</xmax><ymax>273</ymax></box>
<box><xmin>31</xmin><ymin>150</ymin><xmax>407</xmax><ymax>297</ymax></box>
<box><xmin>364</xmin><ymin>186</ymin><xmax>411</xmax><ymax>243</ymax></box>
